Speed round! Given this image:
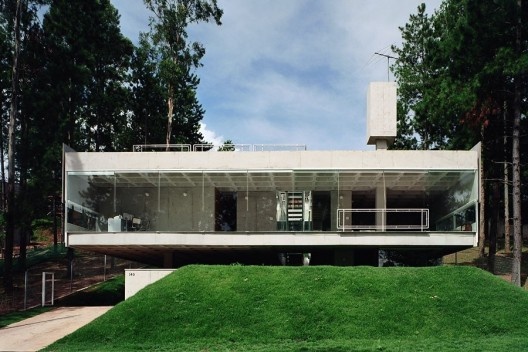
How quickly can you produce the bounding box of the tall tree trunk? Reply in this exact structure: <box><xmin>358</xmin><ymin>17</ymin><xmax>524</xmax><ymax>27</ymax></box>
<box><xmin>511</xmin><ymin>86</ymin><xmax>522</xmax><ymax>286</ymax></box>
<box><xmin>67</xmin><ymin>76</ymin><xmax>74</xmax><ymax>146</ymax></box>
<box><xmin>503</xmin><ymin>102</ymin><xmax>511</xmax><ymax>255</ymax></box>
<box><xmin>478</xmin><ymin>126</ymin><xmax>486</xmax><ymax>258</ymax></box>
<box><xmin>4</xmin><ymin>0</ymin><xmax>22</xmax><ymax>294</ymax></box>
<box><xmin>165</xmin><ymin>85</ymin><xmax>174</xmax><ymax>150</ymax></box>
<box><xmin>511</xmin><ymin>0</ymin><xmax>523</xmax><ymax>287</ymax></box>
<box><xmin>18</xmin><ymin>110</ymin><xmax>30</xmax><ymax>272</ymax></box>
<box><xmin>488</xmin><ymin>182</ymin><xmax>499</xmax><ymax>274</ymax></box>
<box><xmin>1</xmin><ymin>115</ymin><xmax>5</xmax><ymax>211</ymax></box>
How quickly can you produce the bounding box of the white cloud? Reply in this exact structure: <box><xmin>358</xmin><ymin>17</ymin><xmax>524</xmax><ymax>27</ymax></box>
<box><xmin>199</xmin><ymin>123</ymin><xmax>224</xmax><ymax>146</ymax></box>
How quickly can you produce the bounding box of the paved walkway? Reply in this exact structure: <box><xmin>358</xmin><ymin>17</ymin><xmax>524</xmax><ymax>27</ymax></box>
<box><xmin>0</xmin><ymin>306</ymin><xmax>112</xmax><ymax>351</ymax></box>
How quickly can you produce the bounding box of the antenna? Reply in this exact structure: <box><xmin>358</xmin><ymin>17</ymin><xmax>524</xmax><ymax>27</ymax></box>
<box><xmin>374</xmin><ymin>52</ymin><xmax>397</xmax><ymax>81</ymax></box>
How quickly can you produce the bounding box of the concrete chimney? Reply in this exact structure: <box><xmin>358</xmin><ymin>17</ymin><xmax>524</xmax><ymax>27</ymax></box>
<box><xmin>366</xmin><ymin>82</ymin><xmax>397</xmax><ymax>149</ymax></box>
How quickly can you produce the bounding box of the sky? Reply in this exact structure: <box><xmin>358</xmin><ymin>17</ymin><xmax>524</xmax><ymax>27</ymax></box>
<box><xmin>111</xmin><ymin>0</ymin><xmax>442</xmax><ymax>151</ymax></box>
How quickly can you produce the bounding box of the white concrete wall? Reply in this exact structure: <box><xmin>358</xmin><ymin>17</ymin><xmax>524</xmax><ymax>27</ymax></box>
<box><xmin>125</xmin><ymin>269</ymin><xmax>176</xmax><ymax>299</ymax></box>
<box><xmin>65</xmin><ymin>149</ymin><xmax>479</xmax><ymax>173</ymax></box>
<box><xmin>237</xmin><ymin>191</ymin><xmax>276</xmax><ymax>231</ymax></box>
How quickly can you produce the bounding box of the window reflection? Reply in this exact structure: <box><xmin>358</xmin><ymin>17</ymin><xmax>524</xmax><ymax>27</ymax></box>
<box><xmin>66</xmin><ymin>170</ymin><xmax>478</xmax><ymax>233</ymax></box>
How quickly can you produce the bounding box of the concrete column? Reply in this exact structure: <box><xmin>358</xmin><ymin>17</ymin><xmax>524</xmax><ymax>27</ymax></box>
<box><xmin>376</xmin><ymin>184</ymin><xmax>386</xmax><ymax>231</ymax></box>
<box><xmin>331</xmin><ymin>190</ymin><xmax>338</xmax><ymax>231</ymax></box>
<box><xmin>163</xmin><ymin>252</ymin><xmax>174</xmax><ymax>268</ymax></box>
<box><xmin>375</xmin><ymin>139</ymin><xmax>389</xmax><ymax>150</ymax></box>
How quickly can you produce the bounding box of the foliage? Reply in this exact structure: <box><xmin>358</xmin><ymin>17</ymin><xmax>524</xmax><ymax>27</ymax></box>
<box><xmin>122</xmin><ymin>33</ymin><xmax>168</xmax><ymax>148</ymax></box>
<box><xmin>46</xmin><ymin>265</ymin><xmax>528</xmax><ymax>351</ymax></box>
<box><xmin>142</xmin><ymin>0</ymin><xmax>223</xmax><ymax>145</ymax></box>
<box><xmin>218</xmin><ymin>139</ymin><xmax>235</xmax><ymax>151</ymax></box>
<box><xmin>41</xmin><ymin>0</ymin><xmax>133</xmax><ymax>152</ymax></box>
<box><xmin>30</xmin><ymin>217</ymin><xmax>53</xmax><ymax>243</ymax></box>
<box><xmin>0</xmin><ymin>244</ymin><xmax>66</xmax><ymax>275</ymax></box>
<box><xmin>392</xmin><ymin>0</ymin><xmax>527</xmax><ymax>150</ymax></box>
<box><xmin>392</xmin><ymin>3</ymin><xmax>475</xmax><ymax>150</ymax></box>
<box><xmin>392</xmin><ymin>0</ymin><xmax>528</xmax><ymax>285</ymax></box>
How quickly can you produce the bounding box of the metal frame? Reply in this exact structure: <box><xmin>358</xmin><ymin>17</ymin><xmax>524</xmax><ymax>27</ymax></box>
<box><xmin>133</xmin><ymin>144</ymin><xmax>307</xmax><ymax>152</ymax></box>
<box><xmin>337</xmin><ymin>208</ymin><xmax>430</xmax><ymax>231</ymax></box>
<box><xmin>133</xmin><ymin>144</ymin><xmax>191</xmax><ymax>152</ymax></box>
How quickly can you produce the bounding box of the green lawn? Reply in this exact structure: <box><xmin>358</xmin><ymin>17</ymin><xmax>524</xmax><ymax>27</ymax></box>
<box><xmin>45</xmin><ymin>265</ymin><xmax>528</xmax><ymax>351</ymax></box>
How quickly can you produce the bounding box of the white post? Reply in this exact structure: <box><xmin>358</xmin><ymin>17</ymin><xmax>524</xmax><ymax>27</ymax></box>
<box><xmin>24</xmin><ymin>270</ymin><xmax>28</xmax><ymax>310</ymax></box>
<box><xmin>41</xmin><ymin>272</ymin><xmax>45</xmax><ymax>307</ymax></box>
<box><xmin>42</xmin><ymin>272</ymin><xmax>55</xmax><ymax>307</ymax></box>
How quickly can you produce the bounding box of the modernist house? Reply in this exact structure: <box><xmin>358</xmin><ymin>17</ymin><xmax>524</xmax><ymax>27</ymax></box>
<box><xmin>63</xmin><ymin>83</ymin><xmax>480</xmax><ymax>267</ymax></box>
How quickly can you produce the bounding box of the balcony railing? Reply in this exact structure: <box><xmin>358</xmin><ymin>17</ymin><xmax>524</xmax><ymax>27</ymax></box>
<box><xmin>435</xmin><ymin>201</ymin><xmax>477</xmax><ymax>232</ymax></box>
<box><xmin>133</xmin><ymin>144</ymin><xmax>191</xmax><ymax>152</ymax></box>
<box><xmin>337</xmin><ymin>208</ymin><xmax>430</xmax><ymax>231</ymax></box>
<box><xmin>132</xmin><ymin>144</ymin><xmax>307</xmax><ymax>152</ymax></box>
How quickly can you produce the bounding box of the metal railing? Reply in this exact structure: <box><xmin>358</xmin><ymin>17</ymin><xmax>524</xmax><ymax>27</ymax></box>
<box><xmin>133</xmin><ymin>144</ymin><xmax>191</xmax><ymax>152</ymax></box>
<box><xmin>435</xmin><ymin>201</ymin><xmax>477</xmax><ymax>231</ymax></box>
<box><xmin>133</xmin><ymin>144</ymin><xmax>307</xmax><ymax>152</ymax></box>
<box><xmin>192</xmin><ymin>144</ymin><xmax>252</xmax><ymax>152</ymax></box>
<box><xmin>253</xmin><ymin>144</ymin><xmax>307</xmax><ymax>151</ymax></box>
<box><xmin>337</xmin><ymin>208</ymin><xmax>429</xmax><ymax>231</ymax></box>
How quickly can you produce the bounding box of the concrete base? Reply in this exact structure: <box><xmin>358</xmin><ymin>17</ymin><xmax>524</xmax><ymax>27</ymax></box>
<box><xmin>125</xmin><ymin>269</ymin><xmax>176</xmax><ymax>299</ymax></box>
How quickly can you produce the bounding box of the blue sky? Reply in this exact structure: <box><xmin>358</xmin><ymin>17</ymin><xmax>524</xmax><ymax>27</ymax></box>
<box><xmin>111</xmin><ymin>0</ymin><xmax>442</xmax><ymax>150</ymax></box>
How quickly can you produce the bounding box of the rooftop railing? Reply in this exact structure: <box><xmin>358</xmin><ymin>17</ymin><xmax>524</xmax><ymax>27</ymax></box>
<box><xmin>133</xmin><ymin>144</ymin><xmax>191</xmax><ymax>152</ymax></box>
<box><xmin>337</xmin><ymin>208</ymin><xmax>430</xmax><ymax>231</ymax></box>
<box><xmin>133</xmin><ymin>144</ymin><xmax>307</xmax><ymax>152</ymax></box>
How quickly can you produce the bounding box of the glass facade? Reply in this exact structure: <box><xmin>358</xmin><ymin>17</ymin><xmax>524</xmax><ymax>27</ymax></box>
<box><xmin>66</xmin><ymin>170</ymin><xmax>478</xmax><ymax>233</ymax></box>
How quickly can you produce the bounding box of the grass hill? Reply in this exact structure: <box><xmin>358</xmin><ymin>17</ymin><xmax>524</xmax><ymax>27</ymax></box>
<box><xmin>46</xmin><ymin>265</ymin><xmax>528</xmax><ymax>351</ymax></box>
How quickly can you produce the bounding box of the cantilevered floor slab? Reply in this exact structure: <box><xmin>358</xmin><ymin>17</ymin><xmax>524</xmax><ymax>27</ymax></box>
<box><xmin>67</xmin><ymin>231</ymin><xmax>476</xmax><ymax>266</ymax></box>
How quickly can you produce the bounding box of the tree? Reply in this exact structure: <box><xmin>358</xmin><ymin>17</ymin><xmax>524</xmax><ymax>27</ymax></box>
<box><xmin>392</xmin><ymin>0</ymin><xmax>527</xmax><ymax>284</ymax></box>
<box><xmin>4</xmin><ymin>0</ymin><xmax>22</xmax><ymax>293</ymax></box>
<box><xmin>1</xmin><ymin>0</ymin><xmax>48</xmax><ymax>290</ymax></box>
<box><xmin>0</xmin><ymin>0</ymin><xmax>132</xmax><ymax>292</ymax></box>
<box><xmin>0</xmin><ymin>5</ymin><xmax>11</xmax><ymax>212</ymax></box>
<box><xmin>123</xmin><ymin>34</ymin><xmax>167</xmax><ymax>149</ymax></box>
<box><xmin>218</xmin><ymin>139</ymin><xmax>235</xmax><ymax>151</ymax></box>
<box><xmin>510</xmin><ymin>0</ymin><xmax>524</xmax><ymax>286</ymax></box>
<box><xmin>42</xmin><ymin>0</ymin><xmax>133</xmax><ymax>152</ymax></box>
<box><xmin>143</xmin><ymin>0</ymin><xmax>222</xmax><ymax>147</ymax></box>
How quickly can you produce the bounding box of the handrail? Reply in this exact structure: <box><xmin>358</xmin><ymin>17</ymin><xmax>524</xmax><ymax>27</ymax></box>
<box><xmin>337</xmin><ymin>208</ymin><xmax>429</xmax><ymax>231</ymax></box>
<box><xmin>253</xmin><ymin>144</ymin><xmax>307</xmax><ymax>151</ymax></box>
<box><xmin>132</xmin><ymin>144</ymin><xmax>307</xmax><ymax>152</ymax></box>
<box><xmin>193</xmin><ymin>144</ymin><xmax>252</xmax><ymax>152</ymax></box>
<box><xmin>435</xmin><ymin>201</ymin><xmax>477</xmax><ymax>231</ymax></box>
<box><xmin>133</xmin><ymin>144</ymin><xmax>191</xmax><ymax>152</ymax></box>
